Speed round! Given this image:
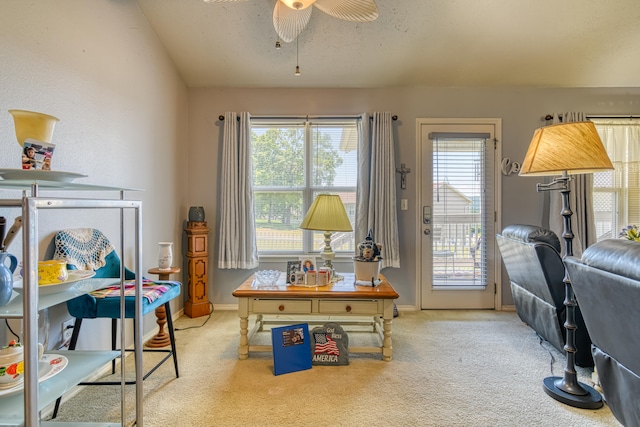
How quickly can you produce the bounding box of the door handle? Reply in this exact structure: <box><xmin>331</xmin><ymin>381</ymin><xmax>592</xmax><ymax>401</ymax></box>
<box><xmin>423</xmin><ymin>206</ymin><xmax>431</xmax><ymax>224</ymax></box>
<box><xmin>424</xmin><ymin>229</ymin><xmax>431</xmax><ymax>236</ymax></box>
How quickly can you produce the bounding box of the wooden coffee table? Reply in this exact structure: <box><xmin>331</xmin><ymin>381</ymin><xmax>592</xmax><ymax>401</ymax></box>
<box><xmin>232</xmin><ymin>273</ymin><xmax>399</xmax><ymax>361</ymax></box>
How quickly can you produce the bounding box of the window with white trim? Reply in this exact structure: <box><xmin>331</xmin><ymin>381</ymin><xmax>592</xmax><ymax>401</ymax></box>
<box><xmin>251</xmin><ymin>118</ymin><xmax>358</xmax><ymax>254</ymax></box>
<box><xmin>591</xmin><ymin>118</ymin><xmax>640</xmax><ymax>240</ymax></box>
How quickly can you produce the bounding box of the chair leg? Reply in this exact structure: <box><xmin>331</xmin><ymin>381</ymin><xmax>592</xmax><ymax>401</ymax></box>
<box><xmin>111</xmin><ymin>318</ymin><xmax>118</xmax><ymax>374</ymax></box>
<box><xmin>51</xmin><ymin>318</ymin><xmax>83</xmax><ymax>419</ymax></box>
<box><xmin>69</xmin><ymin>318</ymin><xmax>83</xmax><ymax>350</ymax></box>
<box><xmin>164</xmin><ymin>302</ymin><xmax>179</xmax><ymax>378</ymax></box>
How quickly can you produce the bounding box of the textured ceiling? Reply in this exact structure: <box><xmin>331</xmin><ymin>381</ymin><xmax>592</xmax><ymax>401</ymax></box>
<box><xmin>136</xmin><ymin>0</ymin><xmax>640</xmax><ymax>89</ymax></box>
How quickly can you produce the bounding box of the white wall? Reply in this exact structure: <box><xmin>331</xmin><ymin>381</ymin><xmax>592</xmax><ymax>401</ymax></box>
<box><xmin>188</xmin><ymin>87</ymin><xmax>640</xmax><ymax>309</ymax></box>
<box><xmin>0</xmin><ymin>1</ymin><xmax>189</xmax><ymax>349</ymax></box>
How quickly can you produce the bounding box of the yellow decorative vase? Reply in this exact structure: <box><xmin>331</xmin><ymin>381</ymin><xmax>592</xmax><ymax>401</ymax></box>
<box><xmin>8</xmin><ymin>110</ymin><xmax>59</xmax><ymax>147</ymax></box>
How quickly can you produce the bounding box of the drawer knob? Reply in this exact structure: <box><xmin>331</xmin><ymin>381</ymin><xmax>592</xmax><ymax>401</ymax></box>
<box><xmin>279</xmin><ymin>305</ymin><xmax>285</xmax><ymax>312</ymax></box>
<box><xmin>346</xmin><ymin>305</ymin><xmax>352</xmax><ymax>312</ymax></box>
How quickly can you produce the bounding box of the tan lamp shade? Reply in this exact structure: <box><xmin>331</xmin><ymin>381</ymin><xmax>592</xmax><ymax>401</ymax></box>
<box><xmin>520</xmin><ymin>121</ymin><xmax>613</xmax><ymax>176</ymax></box>
<box><xmin>300</xmin><ymin>194</ymin><xmax>353</xmax><ymax>232</ymax></box>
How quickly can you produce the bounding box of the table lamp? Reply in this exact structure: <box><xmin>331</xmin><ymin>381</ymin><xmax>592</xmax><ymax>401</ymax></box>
<box><xmin>300</xmin><ymin>194</ymin><xmax>353</xmax><ymax>278</ymax></box>
<box><xmin>520</xmin><ymin>121</ymin><xmax>612</xmax><ymax>409</ymax></box>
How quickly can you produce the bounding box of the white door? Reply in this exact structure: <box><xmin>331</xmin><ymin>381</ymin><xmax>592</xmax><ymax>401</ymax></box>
<box><xmin>416</xmin><ymin>119</ymin><xmax>501</xmax><ymax>309</ymax></box>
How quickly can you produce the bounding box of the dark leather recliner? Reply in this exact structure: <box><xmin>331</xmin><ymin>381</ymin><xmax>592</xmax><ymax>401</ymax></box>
<box><xmin>565</xmin><ymin>239</ymin><xmax>640</xmax><ymax>427</ymax></box>
<box><xmin>496</xmin><ymin>224</ymin><xmax>593</xmax><ymax>367</ymax></box>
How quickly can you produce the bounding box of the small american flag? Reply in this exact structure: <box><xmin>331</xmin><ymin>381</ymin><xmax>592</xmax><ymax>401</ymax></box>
<box><xmin>314</xmin><ymin>333</ymin><xmax>340</xmax><ymax>355</ymax></box>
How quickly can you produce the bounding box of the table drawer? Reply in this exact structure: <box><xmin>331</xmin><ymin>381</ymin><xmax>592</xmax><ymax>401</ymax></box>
<box><xmin>252</xmin><ymin>299</ymin><xmax>312</xmax><ymax>314</ymax></box>
<box><xmin>319</xmin><ymin>300</ymin><xmax>379</xmax><ymax>315</ymax></box>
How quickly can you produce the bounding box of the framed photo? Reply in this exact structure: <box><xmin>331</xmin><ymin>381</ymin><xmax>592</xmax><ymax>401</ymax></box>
<box><xmin>22</xmin><ymin>139</ymin><xmax>56</xmax><ymax>170</ymax></box>
<box><xmin>281</xmin><ymin>326</ymin><xmax>306</xmax><ymax>347</ymax></box>
<box><xmin>286</xmin><ymin>260</ymin><xmax>301</xmax><ymax>284</ymax></box>
<box><xmin>299</xmin><ymin>256</ymin><xmax>317</xmax><ymax>273</ymax></box>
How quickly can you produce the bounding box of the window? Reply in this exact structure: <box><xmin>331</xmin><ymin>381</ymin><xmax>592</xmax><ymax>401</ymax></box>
<box><xmin>251</xmin><ymin>118</ymin><xmax>358</xmax><ymax>254</ymax></box>
<box><xmin>591</xmin><ymin>118</ymin><xmax>640</xmax><ymax>240</ymax></box>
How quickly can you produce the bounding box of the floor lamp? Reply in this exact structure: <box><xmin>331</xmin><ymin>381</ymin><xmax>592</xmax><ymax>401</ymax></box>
<box><xmin>520</xmin><ymin>121</ymin><xmax>612</xmax><ymax>409</ymax></box>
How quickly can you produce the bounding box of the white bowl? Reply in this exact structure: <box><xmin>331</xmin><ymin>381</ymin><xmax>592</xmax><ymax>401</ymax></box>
<box><xmin>0</xmin><ymin>341</ymin><xmax>24</xmax><ymax>388</ymax></box>
<box><xmin>254</xmin><ymin>270</ymin><xmax>280</xmax><ymax>287</ymax></box>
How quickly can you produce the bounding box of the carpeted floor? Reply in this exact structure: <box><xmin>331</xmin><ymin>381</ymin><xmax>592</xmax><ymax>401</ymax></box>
<box><xmin>49</xmin><ymin>310</ymin><xmax>621</xmax><ymax>426</ymax></box>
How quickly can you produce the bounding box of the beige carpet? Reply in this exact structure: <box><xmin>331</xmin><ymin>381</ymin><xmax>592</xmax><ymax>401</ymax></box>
<box><xmin>49</xmin><ymin>310</ymin><xmax>620</xmax><ymax>427</ymax></box>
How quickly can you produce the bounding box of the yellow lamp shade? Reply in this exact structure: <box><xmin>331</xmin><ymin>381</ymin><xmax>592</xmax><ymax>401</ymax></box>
<box><xmin>300</xmin><ymin>194</ymin><xmax>353</xmax><ymax>232</ymax></box>
<box><xmin>8</xmin><ymin>109</ymin><xmax>59</xmax><ymax>147</ymax></box>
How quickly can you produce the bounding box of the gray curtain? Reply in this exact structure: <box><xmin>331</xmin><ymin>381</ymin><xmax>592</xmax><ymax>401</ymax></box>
<box><xmin>218</xmin><ymin>112</ymin><xmax>259</xmax><ymax>269</ymax></box>
<box><xmin>356</xmin><ymin>112</ymin><xmax>400</xmax><ymax>268</ymax></box>
<box><xmin>547</xmin><ymin>112</ymin><xmax>596</xmax><ymax>257</ymax></box>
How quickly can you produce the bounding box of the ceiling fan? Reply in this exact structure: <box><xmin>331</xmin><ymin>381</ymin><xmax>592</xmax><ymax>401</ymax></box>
<box><xmin>204</xmin><ymin>0</ymin><xmax>379</xmax><ymax>43</ymax></box>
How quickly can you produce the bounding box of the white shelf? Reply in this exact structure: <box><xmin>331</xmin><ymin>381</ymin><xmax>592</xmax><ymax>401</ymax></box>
<box><xmin>0</xmin><ymin>351</ymin><xmax>119</xmax><ymax>426</ymax></box>
<box><xmin>41</xmin><ymin>423</ymin><xmax>122</xmax><ymax>427</ymax></box>
<box><xmin>0</xmin><ymin>279</ymin><xmax>121</xmax><ymax>318</ymax></box>
<box><xmin>0</xmin><ymin>182</ymin><xmax>144</xmax><ymax>426</ymax></box>
<box><xmin>0</xmin><ymin>179</ymin><xmax>140</xmax><ymax>192</ymax></box>
<box><xmin>41</xmin><ymin>423</ymin><xmax>121</xmax><ymax>427</ymax></box>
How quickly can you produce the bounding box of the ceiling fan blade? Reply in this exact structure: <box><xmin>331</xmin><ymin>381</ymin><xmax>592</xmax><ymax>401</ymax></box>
<box><xmin>273</xmin><ymin>1</ymin><xmax>312</xmax><ymax>43</ymax></box>
<box><xmin>314</xmin><ymin>0</ymin><xmax>379</xmax><ymax>22</ymax></box>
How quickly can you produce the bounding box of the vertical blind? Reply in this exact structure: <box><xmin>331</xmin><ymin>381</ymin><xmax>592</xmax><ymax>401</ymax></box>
<box><xmin>430</xmin><ymin>133</ymin><xmax>494</xmax><ymax>288</ymax></box>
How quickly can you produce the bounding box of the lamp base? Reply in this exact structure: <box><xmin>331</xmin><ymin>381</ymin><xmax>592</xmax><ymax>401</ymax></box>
<box><xmin>543</xmin><ymin>376</ymin><xmax>603</xmax><ymax>409</ymax></box>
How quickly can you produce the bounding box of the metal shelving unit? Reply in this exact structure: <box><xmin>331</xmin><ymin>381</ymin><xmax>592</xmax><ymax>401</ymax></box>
<box><xmin>0</xmin><ymin>179</ymin><xmax>143</xmax><ymax>426</ymax></box>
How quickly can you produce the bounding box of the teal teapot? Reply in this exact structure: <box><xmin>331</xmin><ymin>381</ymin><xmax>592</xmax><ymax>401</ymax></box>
<box><xmin>0</xmin><ymin>253</ymin><xmax>18</xmax><ymax>307</ymax></box>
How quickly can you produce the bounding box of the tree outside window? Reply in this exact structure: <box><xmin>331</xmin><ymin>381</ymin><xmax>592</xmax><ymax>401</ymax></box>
<box><xmin>251</xmin><ymin>120</ymin><xmax>357</xmax><ymax>254</ymax></box>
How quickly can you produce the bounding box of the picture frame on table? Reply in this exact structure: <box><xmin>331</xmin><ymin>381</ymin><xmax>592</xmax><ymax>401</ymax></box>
<box><xmin>286</xmin><ymin>260</ymin><xmax>302</xmax><ymax>284</ymax></box>
<box><xmin>299</xmin><ymin>256</ymin><xmax>317</xmax><ymax>273</ymax></box>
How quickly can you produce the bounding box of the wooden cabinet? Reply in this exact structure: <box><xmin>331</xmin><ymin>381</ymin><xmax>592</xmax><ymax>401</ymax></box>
<box><xmin>185</xmin><ymin>221</ymin><xmax>211</xmax><ymax>317</ymax></box>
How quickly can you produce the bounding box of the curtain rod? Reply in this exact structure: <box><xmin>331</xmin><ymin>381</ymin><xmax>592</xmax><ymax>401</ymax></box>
<box><xmin>586</xmin><ymin>115</ymin><xmax>640</xmax><ymax>119</ymax></box>
<box><xmin>218</xmin><ymin>114</ymin><xmax>398</xmax><ymax>121</ymax></box>
<box><xmin>543</xmin><ymin>114</ymin><xmax>640</xmax><ymax>120</ymax></box>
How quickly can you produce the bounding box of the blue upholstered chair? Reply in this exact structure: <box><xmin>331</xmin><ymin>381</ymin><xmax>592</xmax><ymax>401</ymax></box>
<box><xmin>51</xmin><ymin>229</ymin><xmax>180</xmax><ymax>418</ymax></box>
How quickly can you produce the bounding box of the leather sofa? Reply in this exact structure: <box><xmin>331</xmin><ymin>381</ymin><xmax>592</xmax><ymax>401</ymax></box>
<box><xmin>496</xmin><ymin>224</ymin><xmax>593</xmax><ymax>367</ymax></box>
<box><xmin>565</xmin><ymin>239</ymin><xmax>640</xmax><ymax>427</ymax></box>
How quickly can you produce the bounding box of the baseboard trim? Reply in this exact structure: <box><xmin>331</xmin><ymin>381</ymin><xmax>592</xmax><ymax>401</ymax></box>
<box><xmin>214</xmin><ymin>303</ymin><xmax>239</xmax><ymax>311</ymax></box>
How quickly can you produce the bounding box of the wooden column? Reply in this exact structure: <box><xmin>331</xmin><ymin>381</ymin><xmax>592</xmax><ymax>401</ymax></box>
<box><xmin>185</xmin><ymin>221</ymin><xmax>211</xmax><ymax>318</ymax></box>
<box><xmin>146</xmin><ymin>267</ymin><xmax>181</xmax><ymax>348</ymax></box>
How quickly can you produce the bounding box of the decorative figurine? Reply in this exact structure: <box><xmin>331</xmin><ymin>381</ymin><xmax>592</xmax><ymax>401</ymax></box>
<box><xmin>355</xmin><ymin>229</ymin><xmax>382</xmax><ymax>262</ymax></box>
